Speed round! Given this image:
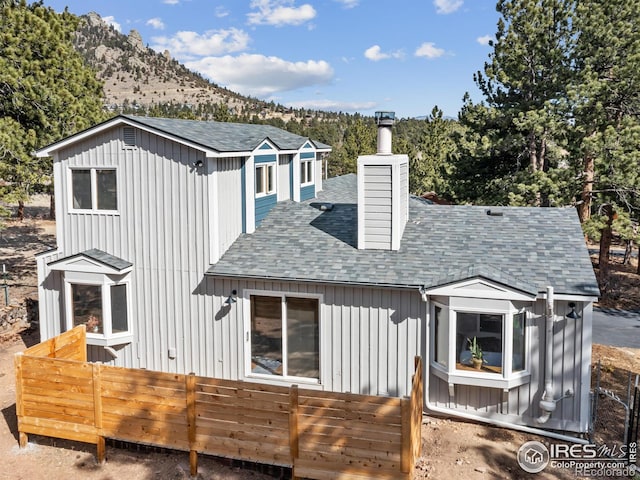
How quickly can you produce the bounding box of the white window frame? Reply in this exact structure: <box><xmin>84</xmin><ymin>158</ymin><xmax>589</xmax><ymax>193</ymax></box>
<box><xmin>63</xmin><ymin>271</ymin><xmax>133</xmax><ymax>346</ymax></box>
<box><xmin>244</xmin><ymin>289</ymin><xmax>322</xmax><ymax>386</ymax></box>
<box><xmin>431</xmin><ymin>300</ymin><xmax>530</xmax><ymax>389</ymax></box>
<box><xmin>255</xmin><ymin>162</ymin><xmax>276</xmax><ymax>197</ymax></box>
<box><xmin>300</xmin><ymin>158</ymin><xmax>314</xmax><ymax>186</ymax></box>
<box><xmin>69</xmin><ymin>167</ymin><xmax>119</xmax><ymax>214</ymax></box>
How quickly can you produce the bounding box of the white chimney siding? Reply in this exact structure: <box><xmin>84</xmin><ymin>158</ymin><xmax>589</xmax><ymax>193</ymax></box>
<box><xmin>357</xmin><ymin>155</ymin><xmax>409</xmax><ymax>251</ymax></box>
<box><xmin>357</xmin><ymin>111</ymin><xmax>409</xmax><ymax>251</ymax></box>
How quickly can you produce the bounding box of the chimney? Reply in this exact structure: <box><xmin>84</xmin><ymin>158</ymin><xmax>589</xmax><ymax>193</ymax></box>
<box><xmin>357</xmin><ymin>112</ymin><xmax>409</xmax><ymax>251</ymax></box>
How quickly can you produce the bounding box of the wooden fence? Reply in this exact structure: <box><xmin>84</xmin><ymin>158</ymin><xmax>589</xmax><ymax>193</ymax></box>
<box><xmin>15</xmin><ymin>326</ymin><xmax>423</xmax><ymax>479</ymax></box>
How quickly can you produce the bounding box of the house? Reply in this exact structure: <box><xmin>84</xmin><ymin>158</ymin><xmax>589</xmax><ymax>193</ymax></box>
<box><xmin>35</xmin><ymin>112</ymin><xmax>599</xmax><ymax>437</ymax></box>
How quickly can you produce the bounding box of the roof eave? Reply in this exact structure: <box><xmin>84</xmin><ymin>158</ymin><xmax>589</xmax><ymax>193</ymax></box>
<box><xmin>36</xmin><ymin>115</ymin><xmax>219</xmax><ymax>158</ymax></box>
<box><xmin>205</xmin><ymin>270</ymin><xmax>422</xmax><ymax>290</ymax></box>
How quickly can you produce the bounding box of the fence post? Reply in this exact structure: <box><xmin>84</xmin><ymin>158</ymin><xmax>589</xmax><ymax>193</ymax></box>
<box><xmin>79</xmin><ymin>325</ymin><xmax>87</xmax><ymax>362</ymax></box>
<box><xmin>401</xmin><ymin>397</ymin><xmax>412</xmax><ymax>474</ymax></box>
<box><xmin>14</xmin><ymin>352</ymin><xmax>28</xmax><ymax>448</ymax></box>
<box><xmin>92</xmin><ymin>363</ymin><xmax>105</xmax><ymax>463</ymax></box>
<box><xmin>413</xmin><ymin>356</ymin><xmax>423</xmax><ymax>462</ymax></box>
<box><xmin>289</xmin><ymin>384</ymin><xmax>299</xmax><ymax>478</ymax></box>
<box><xmin>186</xmin><ymin>373</ymin><xmax>197</xmax><ymax>477</ymax></box>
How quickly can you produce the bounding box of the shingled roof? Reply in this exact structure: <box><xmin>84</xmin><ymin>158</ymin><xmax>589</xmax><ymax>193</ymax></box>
<box><xmin>120</xmin><ymin>115</ymin><xmax>331</xmax><ymax>153</ymax></box>
<box><xmin>208</xmin><ymin>174</ymin><xmax>600</xmax><ymax>297</ymax></box>
<box><xmin>36</xmin><ymin>115</ymin><xmax>331</xmax><ymax>157</ymax></box>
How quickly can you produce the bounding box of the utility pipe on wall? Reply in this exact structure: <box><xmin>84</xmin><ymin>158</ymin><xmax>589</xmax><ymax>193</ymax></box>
<box><xmin>536</xmin><ymin>285</ymin><xmax>556</xmax><ymax>424</ymax></box>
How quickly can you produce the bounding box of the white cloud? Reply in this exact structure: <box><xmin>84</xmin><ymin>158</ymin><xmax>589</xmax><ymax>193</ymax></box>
<box><xmin>415</xmin><ymin>42</ymin><xmax>445</xmax><ymax>59</ymax></box>
<box><xmin>247</xmin><ymin>0</ymin><xmax>316</xmax><ymax>26</ymax></box>
<box><xmin>476</xmin><ymin>35</ymin><xmax>492</xmax><ymax>46</ymax></box>
<box><xmin>433</xmin><ymin>0</ymin><xmax>463</xmax><ymax>14</ymax></box>
<box><xmin>103</xmin><ymin>16</ymin><xmax>121</xmax><ymax>32</ymax></box>
<box><xmin>151</xmin><ymin>28</ymin><xmax>250</xmax><ymax>59</ymax></box>
<box><xmin>215</xmin><ymin>6</ymin><xmax>230</xmax><ymax>18</ymax></box>
<box><xmin>163</xmin><ymin>0</ymin><xmax>179</xmax><ymax>4</ymax></box>
<box><xmin>185</xmin><ymin>54</ymin><xmax>334</xmax><ymax>96</ymax></box>
<box><xmin>364</xmin><ymin>45</ymin><xmax>388</xmax><ymax>61</ymax></box>
<box><xmin>287</xmin><ymin>99</ymin><xmax>376</xmax><ymax>112</ymax></box>
<box><xmin>364</xmin><ymin>45</ymin><xmax>404</xmax><ymax>62</ymax></box>
<box><xmin>146</xmin><ymin>17</ymin><xmax>165</xmax><ymax>30</ymax></box>
<box><xmin>334</xmin><ymin>0</ymin><xmax>359</xmax><ymax>8</ymax></box>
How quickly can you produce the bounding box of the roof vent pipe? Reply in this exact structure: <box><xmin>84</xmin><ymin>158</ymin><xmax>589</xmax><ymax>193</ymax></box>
<box><xmin>375</xmin><ymin>111</ymin><xmax>395</xmax><ymax>155</ymax></box>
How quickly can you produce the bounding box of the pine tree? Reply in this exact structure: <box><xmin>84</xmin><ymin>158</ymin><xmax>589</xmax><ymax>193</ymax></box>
<box><xmin>0</xmin><ymin>0</ymin><xmax>105</xmax><ymax>220</ymax></box>
<box><xmin>571</xmin><ymin>0</ymin><xmax>640</xmax><ymax>285</ymax></box>
<box><xmin>406</xmin><ymin>107</ymin><xmax>458</xmax><ymax>197</ymax></box>
<box><xmin>457</xmin><ymin>0</ymin><xmax>575</xmax><ymax>206</ymax></box>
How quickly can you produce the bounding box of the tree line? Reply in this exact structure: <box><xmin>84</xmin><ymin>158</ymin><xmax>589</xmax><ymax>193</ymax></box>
<box><xmin>1</xmin><ymin>0</ymin><xmax>639</xmax><ymax>293</ymax></box>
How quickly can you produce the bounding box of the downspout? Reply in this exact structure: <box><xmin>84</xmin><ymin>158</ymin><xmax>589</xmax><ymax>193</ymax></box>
<box><xmin>536</xmin><ymin>285</ymin><xmax>556</xmax><ymax>424</ymax></box>
<box><xmin>418</xmin><ymin>285</ymin><xmax>585</xmax><ymax>443</ymax></box>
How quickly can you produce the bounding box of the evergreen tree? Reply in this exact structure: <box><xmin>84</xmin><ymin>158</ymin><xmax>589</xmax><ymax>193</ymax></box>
<box><xmin>571</xmin><ymin>0</ymin><xmax>640</xmax><ymax>285</ymax></box>
<box><xmin>0</xmin><ymin>0</ymin><xmax>105</xmax><ymax>219</ymax></box>
<box><xmin>404</xmin><ymin>107</ymin><xmax>458</xmax><ymax>197</ymax></box>
<box><xmin>457</xmin><ymin>0</ymin><xmax>575</xmax><ymax>206</ymax></box>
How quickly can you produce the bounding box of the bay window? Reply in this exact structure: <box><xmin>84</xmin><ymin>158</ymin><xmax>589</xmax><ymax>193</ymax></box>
<box><xmin>65</xmin><ymin>274</ymin><xmax>132</xmax><ymax>346</ymax></box>
<box><xmin>431</xmin><ymin>299</ymin><xmax>530</xmax><ymax>389</ymax></box>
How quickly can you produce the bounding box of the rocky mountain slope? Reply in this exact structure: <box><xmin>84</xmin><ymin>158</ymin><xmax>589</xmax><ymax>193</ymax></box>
<box><xmin>74</xmin><ymin>12</ymin><xmax>295</xmax><ymax>121</ymax></box>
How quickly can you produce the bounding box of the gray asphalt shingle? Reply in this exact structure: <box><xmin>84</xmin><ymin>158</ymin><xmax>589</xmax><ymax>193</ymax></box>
<box><xmin>49</xmin><ymin>248</ymin><xmax>132</xmax><ymax>272</ymax></box>
<box><xmin>122</xmin><ymin>115</ymin><xmax>331</xmax><ymax>152</ymax></box>
<box><xmin>208</xmin><ymin>174</ymin><xmax>600</xmax><ymax>297</ymax></box>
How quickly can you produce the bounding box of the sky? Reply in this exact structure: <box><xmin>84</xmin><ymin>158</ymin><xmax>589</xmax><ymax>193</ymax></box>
<box><xmin>43</xmin><ymin>0</ymin><xmax>501</xmax><ymax>119</ymax></box>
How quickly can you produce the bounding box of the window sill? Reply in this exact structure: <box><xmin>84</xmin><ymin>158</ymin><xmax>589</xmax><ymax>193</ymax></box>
<box><xmin>431</xmin><ymin>362</ymin><xmax>530</xmax><ymax>389</ymax></box>
<box><xmin>86</xmin><ymin>333</ymin><xmax>133</xmax><ymax>347</ymax></box>
<box><xmin>69</xmin><ymin>209</ymin><xmax>120</xmax><ymax>215</ymax></box>
<box><xmin>245</xmin><ymin>372</ymin><xmax>321</xmax><ymax>388</ymax></box>
<box><xmin>255</xmin><ymin>192</ymin><xmax>276</xmax><ymax>199</ymax></box>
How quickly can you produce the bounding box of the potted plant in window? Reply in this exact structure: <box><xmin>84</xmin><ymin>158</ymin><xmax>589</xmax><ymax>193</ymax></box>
<box><xmin>86</xmin><ymin>315</ymin><xmax>100</xmax><ymax>333</ymax></box>
<box><xmin>467</xmin><ymin>336</ymin><xmax>484</xmax><ymax>370</ymax></box>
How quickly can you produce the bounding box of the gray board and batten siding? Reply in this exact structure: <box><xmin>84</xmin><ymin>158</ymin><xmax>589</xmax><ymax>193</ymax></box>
<box><xmin>35</xmin><ymin>115</ymin><xmax>599</xmax><ymax>434</ymax></box>
<box><xmin>36</xmin><ymin>118</ymin><xmax>324</xmax><ymax>374</ymax></box>
<box><xmin>38</xmin><ymin>123</ymin><xmax>215</xmax><ymax>371</ymax></box>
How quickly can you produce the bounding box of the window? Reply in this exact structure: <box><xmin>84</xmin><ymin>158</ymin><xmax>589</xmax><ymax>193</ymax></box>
<box><xmin>434</xmin><ymin>306</ymin><xmax>448</xmax><ymax>367</ymax></box>
<box><xmin>512</xmin><ymin>312</ymin><xmax>526</xmax><ymax>372</ymax></box>
<box><xmin>300</xmin><ymin>159</ymin><xmax>313</xmax><ymax>185</ymax></box>
<box><xmin>72</xmin><ymin>284</ymin><xmax>103</xmax><ymax>333</ymax></box>
<box><xmin>71</xmin><ymin>168</ymin><xmax>118</xmax><ymax>212</ymax></box>
<box><xmin>255</xmin><ymin>163</ymin><xmax>276</xmax><ymax>196</ymax></box>
<box><xmin>249</xmin><ymin>294</ymin><xmax>320</xmax><ymax>381</ymax></box>
<box><xmin>66</xmin><ymin>280</ymin><xmax>131</xmax><ymax>346</ymax></box>
<box><xmin>431</xmin><ymin>301</ymin><xmax>530</xmax><ymax>389</ymax></box>
<box><xmin>456</xmin><ymin>312</ymin><xmax>503</xmax><ymax>374</ymax></box>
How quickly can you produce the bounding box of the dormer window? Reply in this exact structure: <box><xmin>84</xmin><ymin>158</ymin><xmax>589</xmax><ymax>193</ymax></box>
<box><xmin>300</xmin><ymin>158</ymin><xmax>313</xmax><ymax>186</ymax></box>
<box><xmin>70</xmin><ymin>168</ymin><xmax>118</xmax><ymax>212</ymax></box>
<box><xmin>255</xmin><ymin>162</ymin><xmax>276</xmax><ymax>196</ymax></box>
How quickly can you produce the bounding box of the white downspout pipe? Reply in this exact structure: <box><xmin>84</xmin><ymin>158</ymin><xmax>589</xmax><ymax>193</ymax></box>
<box><xmin>536</xmin><ymin>285</ymin><xmax>556</xmax><ymax>424</ymax></box>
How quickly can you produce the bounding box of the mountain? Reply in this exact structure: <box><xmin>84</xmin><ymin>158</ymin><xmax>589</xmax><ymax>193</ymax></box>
<box><xmin>73</xmin><ymin>12</ymin><xmax>297</xmax><ymax>121</ymax></box>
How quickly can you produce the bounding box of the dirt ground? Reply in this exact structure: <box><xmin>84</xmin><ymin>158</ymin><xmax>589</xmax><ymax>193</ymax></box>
<box><xmin>1</xmin><ymin>197</ymin><xmax>639</xmax><ymax>480</ymax></box>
